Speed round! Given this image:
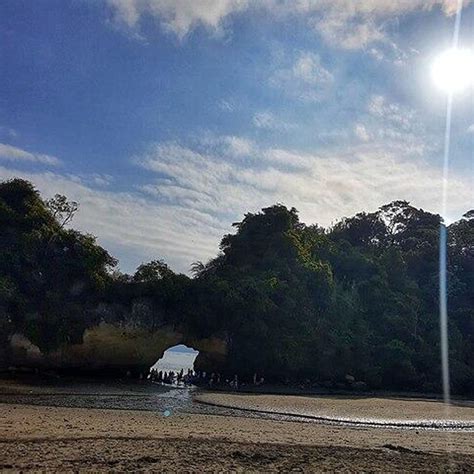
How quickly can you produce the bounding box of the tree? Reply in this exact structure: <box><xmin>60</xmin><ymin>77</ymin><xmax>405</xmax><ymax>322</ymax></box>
<box><xmin>0</xmin><ymin>179</ymin><xmax>116</xmax><ymax>351</ymax></box>
<box><xmin>133</xmin><ymin>259</ymin><xmax>174</xmax><ymax>282</ymax></box>
<box><xmin>46</xmin><ymin>194</ymin><xmax>78</xmax><ymax>229</ymax></box>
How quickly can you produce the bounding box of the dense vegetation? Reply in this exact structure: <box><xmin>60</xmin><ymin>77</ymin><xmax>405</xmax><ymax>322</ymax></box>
<box><xmin>0</xmin><ymin>179</ymin><xmax>473</xmax><ymax>394</ymax></box>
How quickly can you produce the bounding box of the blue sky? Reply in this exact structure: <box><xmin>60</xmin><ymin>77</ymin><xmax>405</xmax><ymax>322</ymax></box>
<box><xmin>1</xmin><ymin>0</ymin><xmax>473</xmax><ymax>273</ymax></box>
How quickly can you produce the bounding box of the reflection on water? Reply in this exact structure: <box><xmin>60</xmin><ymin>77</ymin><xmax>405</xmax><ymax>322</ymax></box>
<box><xmin>0</xmin><ymin>378</ymin><xmax>244</xmax><ymax>417</ymax></box>
<box><xmin>0</xmin><ymin>379</ymin><xmax>200</xmax><ymax>413</ymax></box>
<box><xmin>1</xmin><ymin>378</ymin><xmax>473</xmax><ymax>432</ymax></box>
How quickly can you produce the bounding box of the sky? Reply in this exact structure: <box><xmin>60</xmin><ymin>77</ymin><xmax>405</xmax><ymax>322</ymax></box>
<box><xmin>1</xmin><ymin>0</ymin><xmax>474</xmax><ymax>274</ymax></box>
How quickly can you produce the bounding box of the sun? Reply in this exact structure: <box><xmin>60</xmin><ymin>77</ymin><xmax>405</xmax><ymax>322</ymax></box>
<box><xmin>431</xmin><ymin>48</ymin><xmax>474</xmax><ymax>94</ymax></box>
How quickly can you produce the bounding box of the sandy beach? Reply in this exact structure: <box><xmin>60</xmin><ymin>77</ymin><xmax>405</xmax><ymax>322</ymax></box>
<box><xmin>196</xmin><ymin>392</ymin><xmax>474</xmax><ymax>426</ymax></box>
<box><xmin>1</xmin><ymin>397</ymin><xmax>474</xmax><ymax>472</ymax></box>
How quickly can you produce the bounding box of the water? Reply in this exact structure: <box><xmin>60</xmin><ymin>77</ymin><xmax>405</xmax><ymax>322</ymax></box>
<box><xmin>1</xmin><ymin>378</ymin><xmax>473</xmax><ymax>432</ymax></box>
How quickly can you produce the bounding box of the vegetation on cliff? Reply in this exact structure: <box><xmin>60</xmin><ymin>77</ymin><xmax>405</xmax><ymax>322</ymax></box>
<box><xmin>0</xmin><ymin>179</ymin><xmax>473</xmax><ymax>394</ymax></box>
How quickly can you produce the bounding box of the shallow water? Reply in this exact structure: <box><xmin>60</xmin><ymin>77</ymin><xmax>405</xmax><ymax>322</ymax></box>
<box><xmin>0</xmin><ymin>378</ymin><xmax>269</xmax><ymax>418</ymax></box>
<box><xmin>1</xmin><ymin>378</ymin><xmax>473</xmax><ymax>432</ymax></box>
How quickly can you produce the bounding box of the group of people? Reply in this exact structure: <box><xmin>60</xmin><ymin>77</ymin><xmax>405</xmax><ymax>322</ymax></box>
<box><xmin>148</xmin><ymin>367</ymin><xmax>265</xmax><ymax>390</ymax></box>
<box><xmin>148</xmin><ymin>368</ymin><xmax>195</xmax><ymax>386</ymax></box>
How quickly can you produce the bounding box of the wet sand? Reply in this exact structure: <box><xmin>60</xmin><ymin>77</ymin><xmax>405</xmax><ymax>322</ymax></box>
<box><xmin>2</xmin><ymin>402</ymin><xmax>474</xmax><ymax>472</ymax></box>
<box><xmin>196</xmin><ymin>392</ymin><xmax>474</xmax><ymax>428</ymax></box>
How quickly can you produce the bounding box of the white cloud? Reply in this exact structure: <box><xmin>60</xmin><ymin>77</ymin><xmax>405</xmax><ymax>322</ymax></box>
<box><xmin>135</xmin><ymin>92</ymin><xmax>468</xmax><ymax>235</ymax></box>
<box><xmin>137</xmin><ymin>137</ymin><xmax>470</xmax><ymax>233</ymax></box>
<box><xmin>0</xmin><ymin>166</ymin><xmax>226</xmax><ymax>274</ymax></box>
<box><xmin>218</xmin><ymin>98</ymin><xmax>238</xmax><ymax>112</ymax></box>
<box><xmin>467</xmin><ymin>124</ymin><xmax>474</xmax><ymax>134</ymax></box>
<box><xmin>313</xmin><ymin>14</ymin><xmax>384</xmax><ymax>50</ymax></box>
<box><xmin>270</xmin><ymin>51</ymin><xmax>334</xmax><ymax>103</ymax></box>
<box><xmin>90</xmin><ymin>173</ymin><xmax>115</xmax><ymax>187</ymax></box>
<box><xmin>0</xmin><ymin>127</ymin><xmax>18</xmax><ymax>140</ymax></box>
<box><xmin>222</xmin><ymin>136</ymin><xmax>254</xmax><ymax>157</ymax></box>
<box><xmin>0</xmin><ymin>143</ymin><xmax>60</xmax><ymax>166</ymax></box>
<box><xmin>368</xmin><ymin>47</ymin><xmax>385</xmax><ymax>61</ymax></box>
<box><xmin>271</xmin><ymin>0</ymin><xmax>469</xmax><ymax>49</ymax></box>
<box><xmin>106</xmin><ymin>0</ymin><xmax>250</xmax><ymax>39</ymax></box>
<box><xmin>293</xmin><ymin>52</ymin><xmax>333</xmax><ymax>85</ymax></box>
<box><xmin>105</xmin><ymin>0</ymin><xmax>469</xmax><ymax>49</ymax></box>
<box><xmin>187</xmin><ymin>134</ymin><xmax>256</xmax><ymax>158</ymax></box>
<box><xmin>253</xmin><ymin>111</ymin><xmax>293</xmax><ymax>131</ymax></box>
<box><xmin>354</xmin><ymin>124</ymin><xmax>371</xmax><ymax>142</ymax></box>
<box><xmin>365</xmin><ymin>95</ymin><xmax>429</xmax><ymax>156</ymax></box>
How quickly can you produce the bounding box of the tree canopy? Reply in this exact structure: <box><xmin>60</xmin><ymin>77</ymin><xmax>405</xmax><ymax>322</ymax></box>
<box><xmin>0</xmin><ymin>179</ymin><xmax>473</xmax><ymax>395</ymax></box>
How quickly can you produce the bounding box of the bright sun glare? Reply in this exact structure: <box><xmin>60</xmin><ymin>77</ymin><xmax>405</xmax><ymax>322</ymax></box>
<box><xmin>431</xmin><ymin>48</ymin><xmax>474</xmax><ymax>93</ymax></box>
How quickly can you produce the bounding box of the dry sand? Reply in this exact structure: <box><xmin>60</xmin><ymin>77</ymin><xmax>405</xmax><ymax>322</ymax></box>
<box><xmin>1</xmin><ymin>400</ymin><xmax>474</xmax><ymax>472</ymax></box>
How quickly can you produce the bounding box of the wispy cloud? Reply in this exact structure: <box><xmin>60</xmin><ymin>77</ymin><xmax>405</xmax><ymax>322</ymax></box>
<box><xmin>137</xmin><ymin>136</ymin><xmax>469</xmax><ymax>234</ymax></box>
<box><xmin>0</xmin><ymin>127</ymin><xmax>18</xmax><ymax>140</ymax></box>
<box><xmin>253</xmin><ymin>111</ymin><xmax>294</xmax><ymax>131</ymax></box>
<box><xmin>352</xmin><ymin>94</ymin><xmax>433</xmax><ymax>157</ymax></box>
<box><xmin>217</xmin><ymin>97</ymin><xmax>239</xmax><ymax>112</ymax></box>
<box><xmin>270</xmin><ymin>51</ymin><xmax>334</xmax><ymax>103</ymax></box>
<box><xmin>270</xmin><ymin>0</ymin><xmax>469</xmax><ymax>50</ymax></box>
<box><xmin>354</xmin><ymin>123</ymin><xmax>371</xmax><ymax>142</ymax></box>
<box><xmin>134</xmin><ymin>96</ymin><xmax>464</xmax><ymax>241</ymax></box>
<box><xmin>105</xmin><ymin>0</ymin><xmax>469</xmax><ymax>49</ymax></box>
<box><xmin>0</xmin><ymin>143</ymin><xmax>60</xmax><ymax>166</ymax></box>
<box><xmin>135</xmin><ymin>97</ymin><xmax>466</xmax><ymax>235</ymax></box>
<box><xmin>0</xmin><ymin>165</ymin><xmax>225</xmax><ymax>274</ymax></box>
<box><xmin>106</xmin><ymin>0</ymin><xmax>250</xmax><ymax>39</ymax></box>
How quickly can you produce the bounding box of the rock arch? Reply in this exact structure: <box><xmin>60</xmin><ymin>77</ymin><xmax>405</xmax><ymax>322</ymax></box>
<box><xmin>6</xmin><ymin>322</ymin><xmax>227</xmax><ymax>377</ymax></box>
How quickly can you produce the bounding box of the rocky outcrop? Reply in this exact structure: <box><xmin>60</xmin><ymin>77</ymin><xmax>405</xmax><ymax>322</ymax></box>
<box><xmin>6</xmin><ymin>322</ymin><xmax>227</xmax><ymax>376</ymax></box>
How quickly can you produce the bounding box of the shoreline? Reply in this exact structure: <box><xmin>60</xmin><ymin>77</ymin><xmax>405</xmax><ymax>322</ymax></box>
<box><xmin>194</xmin><ymin>398</ymin><xmax>474</xmax><ymax>431</ymax></box>
<box><xmin>3</xmin><ymin>372</ymin><xmax>474</xmax><ymax>403</ymax></box>
<box><xmin>2</xmin><ymin>375</ymin><xmax>474</xmax><ymax>430</ymax></box>
<box><xmin>195</xmin><ymin>391</ymin><xmax>474</xmax><ymax>431</ymax></box>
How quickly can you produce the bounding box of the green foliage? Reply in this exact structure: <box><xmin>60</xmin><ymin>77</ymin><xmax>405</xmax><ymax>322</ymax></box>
<box><xmin>0</xmin><ymin>179</ymin><xmax>117</xmax><ymax>351</ymax></box>
<box><xmin>1</xmin><ymin>179</ymin><xmax>473</xmax><ymax>395</ymax></box>
<box><xmin>45</xmin><ymin>194</ymin><xmax>78</xmax><ymax>229</ymax></box>
<box><xmin>133</xmin><ymin>260</ymin><xmax>174</xmax><ymax>282</ymax></box>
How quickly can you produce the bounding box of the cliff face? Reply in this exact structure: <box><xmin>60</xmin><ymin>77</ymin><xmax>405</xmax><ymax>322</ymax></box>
<box><xmin>5</xmin><ymin>320</ymin><xmax>227</xmax><ymax>376</ymax></box>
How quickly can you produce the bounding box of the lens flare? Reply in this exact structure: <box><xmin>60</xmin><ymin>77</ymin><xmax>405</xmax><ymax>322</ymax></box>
<box><xmin>431</xmin><ymin>48</ymin><xmax>474</xmax><ymax>93</ymax></box>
